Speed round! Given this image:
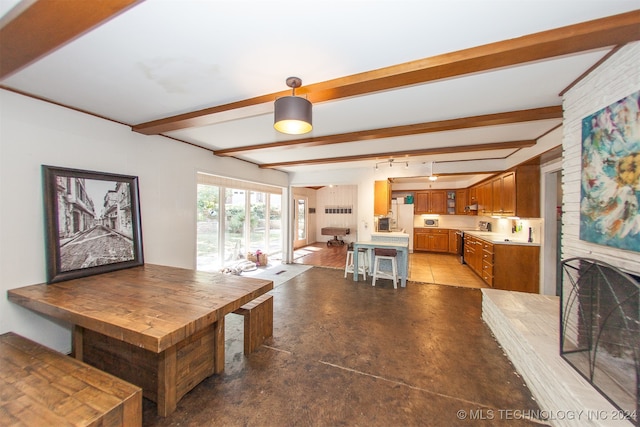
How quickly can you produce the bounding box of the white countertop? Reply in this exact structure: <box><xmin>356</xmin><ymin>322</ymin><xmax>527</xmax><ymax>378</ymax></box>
<box><xmin>371</xmin><ymin>231</ymin><xmax>410</xmax><ymax>237</ymax></box>
<box><xmin>463</xmin><ymin>230</ymin><xmax>540</xmax><ymax>246</ymax></box>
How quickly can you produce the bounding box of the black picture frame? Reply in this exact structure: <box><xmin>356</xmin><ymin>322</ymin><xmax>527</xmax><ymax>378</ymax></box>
<box><xmin>42</xmin><ymin>165</ymin><xmax>144</xmax><ymax>283</ymax></box>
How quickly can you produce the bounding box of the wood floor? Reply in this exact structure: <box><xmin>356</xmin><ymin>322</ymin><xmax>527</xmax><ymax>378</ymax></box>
<box><xmin>292</xmin><ymin>243</ymin><xmax>487</xmax><ymax>289</ymax></box>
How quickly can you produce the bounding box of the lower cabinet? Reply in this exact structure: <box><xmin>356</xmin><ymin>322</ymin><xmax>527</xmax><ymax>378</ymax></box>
<box><xmin>464</xmin><ymin>236</ymin><xmax>539</xmax><ymax>293</ymax></box>
<box><xmin>414</xmin><ymin>228</ymin><xmax>449</xmax><ymax>252</ymax></box>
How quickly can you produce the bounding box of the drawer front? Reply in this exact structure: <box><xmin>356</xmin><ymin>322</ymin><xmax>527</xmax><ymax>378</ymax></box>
<box><xmin>482</xmin><ymin>260</ymin><xmax>494</xmax><ymax>276</ymax></box>
<box><xmin>482</xmin><ymin>251</ymin><xmax>493</xmax><ymax>263</ymax></box>
<box><xmin>482</xmin><ymin>241</ymin><xmax>494</xmax><ymax>252</ymax></box>
<box><xmin>482</xmin><ymin>271</ymin><xmax>494</xmax><ymax>287</ymax></box>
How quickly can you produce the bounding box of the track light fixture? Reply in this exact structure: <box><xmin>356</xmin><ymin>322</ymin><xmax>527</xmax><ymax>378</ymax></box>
<box><xmin>274</xmin><ymin>77</ymin><xmax>312</xmax><ymax>135</ymax></box>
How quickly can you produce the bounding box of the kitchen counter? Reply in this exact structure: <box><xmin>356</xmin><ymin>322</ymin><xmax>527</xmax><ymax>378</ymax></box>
<box><xmin>463</xmin><ymin>230</ymin><xmax>540</xmax><ymax>246</ymax></box>
<box><xmin>371</xmin><ymin>231</ymin><xmax>410</xmax><ymax>237</ymax></box>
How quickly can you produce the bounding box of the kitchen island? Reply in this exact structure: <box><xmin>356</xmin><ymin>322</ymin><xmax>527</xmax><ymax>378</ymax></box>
<box><xmin>463</xmin><ymin>231</ymin><xmax>540</xmax><ymax>293</ymax></box>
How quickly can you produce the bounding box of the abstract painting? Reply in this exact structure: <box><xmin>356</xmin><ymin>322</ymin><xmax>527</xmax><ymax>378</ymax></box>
<box><xmin>580</xmin><ymin>90</ymin><xmax>640</xmax><ymax>252</ymax></box>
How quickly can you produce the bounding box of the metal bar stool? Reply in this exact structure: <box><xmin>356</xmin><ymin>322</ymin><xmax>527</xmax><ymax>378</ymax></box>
<box><xmin>344</xmin><ymin>243</ymin><xmax>369</xmax><ymax>280</ymax></box>
<box><xmin>372</xmin><ymin>248</ymin><xmax>398</xmax><ymax>289</ymax></box>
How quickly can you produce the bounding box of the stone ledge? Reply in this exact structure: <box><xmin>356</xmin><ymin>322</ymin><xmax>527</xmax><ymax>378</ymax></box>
<box><xmin>481</xmin><ymin>288</ymin><xmax>633</xmax><ymax>427</ymax></box>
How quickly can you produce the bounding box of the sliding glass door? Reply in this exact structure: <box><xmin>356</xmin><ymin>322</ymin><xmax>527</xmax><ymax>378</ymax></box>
<box><xmin>196</xmin><ymin>174</ymin><xmax>283</xmax><ymax>271</ymax></box>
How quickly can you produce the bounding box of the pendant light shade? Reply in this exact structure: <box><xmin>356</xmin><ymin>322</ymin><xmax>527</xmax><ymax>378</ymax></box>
<box><xmin>274</xmin><ymin>77</ymin><xmax>312</xmax><ymax>135</ymax></box>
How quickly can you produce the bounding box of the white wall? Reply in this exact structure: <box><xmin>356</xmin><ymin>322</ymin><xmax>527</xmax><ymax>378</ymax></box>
<box><xmin>561</xmin><ymin>42</ymin><xmax>640</xmax><ymax>274</ymax></box>
<box><xmin>315</xmin><ymin>185</ymin><xmax>358</xmax><ymax>244</ymax></box>
<box><xmin>0</xmin><ymin>90</ymin><xmax>288</xmax><ymax>353</ymax></box>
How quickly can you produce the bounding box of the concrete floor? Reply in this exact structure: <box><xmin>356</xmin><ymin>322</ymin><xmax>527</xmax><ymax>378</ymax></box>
<box><xmin>143</xmin><ymin>267</ymin><xmax>544</xmax><ymax>426</ymax></box>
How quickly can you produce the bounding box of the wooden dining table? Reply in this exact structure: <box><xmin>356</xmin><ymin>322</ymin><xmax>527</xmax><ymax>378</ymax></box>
<box><xmin>7</xmin><ymin>263</ymin><xmax>273</xmax><ymax>417</ymax></box>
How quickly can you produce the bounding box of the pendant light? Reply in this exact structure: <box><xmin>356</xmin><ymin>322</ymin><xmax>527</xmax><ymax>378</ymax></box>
<box><xmin>274</xmin><ymin>77</ymin><xmax>312</xmax><ymax>135</ymax></box>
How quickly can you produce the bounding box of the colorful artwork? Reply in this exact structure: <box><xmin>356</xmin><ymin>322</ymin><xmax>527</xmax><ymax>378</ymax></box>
<box><xmin>580</xmin><ymin>90</ymin><xmax>640</xmax><ymax>252</ymax></box>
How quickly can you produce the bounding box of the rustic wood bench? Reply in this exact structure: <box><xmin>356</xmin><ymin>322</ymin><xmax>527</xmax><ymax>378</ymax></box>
<box><xmin>233</xmin><ymin>293</ymin><xmax>273</xmax><ymax>354</ymax></box>
<box><xmin>0</xmin><ymin>332</ymin><xmax>142</xmax><ymax>427</ymax></box>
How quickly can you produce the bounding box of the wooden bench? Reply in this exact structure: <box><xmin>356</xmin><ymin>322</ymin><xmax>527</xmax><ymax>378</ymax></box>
<box><xmin>233</xmin><ymin>293</ymin><xmax>273</xmax><ymax>354</ymax></box>
<box><xmin>0</xmin><ymin>332</ymin><xmax>142</xmax><ymax>427</ymax></box>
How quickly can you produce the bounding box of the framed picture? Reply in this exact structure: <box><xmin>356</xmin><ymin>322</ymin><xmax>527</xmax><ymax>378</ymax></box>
<box><xmin>42</xmin><ymin>165</ymin><xmax>144</xmax><ymax>283</ymax></box>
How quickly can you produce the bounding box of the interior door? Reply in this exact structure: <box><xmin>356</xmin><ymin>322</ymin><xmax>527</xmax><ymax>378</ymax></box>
<box><xmin>293</xmin><ymin>197</ymin><xmax>307</xmax><ymax>249</ymax></box>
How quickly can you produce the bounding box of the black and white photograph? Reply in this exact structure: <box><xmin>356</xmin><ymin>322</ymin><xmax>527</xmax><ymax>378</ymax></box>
<box><xmin>42</xmin><ymin>165</ymin><xmax>144</xmax><ymax>283</ymax></box>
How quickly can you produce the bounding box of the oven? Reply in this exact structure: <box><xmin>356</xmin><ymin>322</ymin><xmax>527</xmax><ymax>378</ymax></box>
<box><xmin>455</xmin><ymin>231</ymin><xmax>465</xmax><ymax>264</ymax></box>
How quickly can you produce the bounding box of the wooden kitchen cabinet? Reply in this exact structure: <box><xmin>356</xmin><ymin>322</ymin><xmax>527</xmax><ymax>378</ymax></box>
<box><xmin>468</xmin><ymin>187</ymin><xmax>477</xmax><ymax>205</ymax></box>
<box><xmin>480</xmin><ymin>240</ymin><xmax>494</xmax><ymax>287</ymax></box>
<box><xmin>448</xmin><ymin>229</ymin><xmax>461</xmax><ymax>254</ymax></box>
<box><xmin>463</xmin><ymin>235</ymin><xmax>482</xmax><ymax>274</ymax></box>
<box><xmin>493</xmin><ymin>244</ymin><xmax>540</xmax><ymax>293</ymax></box>
<box><xmin>414</xmin><ymin>228</ymin><xmax>449</xmax><ymax>252</ymax></box>
<box><xmin>471</xmin><ymin>166</ymin><xmax>539</xmax><ymax>217</ymax></box>
<box><xmin>477</xmin><ymin>181</ymin><xmax>493</xmax><ymax>216</ymax></box>
<box><xmin>464</xmin><ymin>234</ymin><xmax>540</xmax><ymax>293</ymax></box>
<box><xmin>415</xmin><ymin>190</ymin><xmax>446</xmax><ymax>214</ymax></box>
<box><xmin>455</xmin><ymin>189</ymin><xmax>468</xmax><ymax>215</ymax></box>
<box><xmin>491</xmin><ymin>172</ymin><xmax>516</xmax><ymax>216</ymax></box>
<box><xmin>374</xmin><ymin>180</ymin><xmax>392</xmax><ymax>216</ymax></box>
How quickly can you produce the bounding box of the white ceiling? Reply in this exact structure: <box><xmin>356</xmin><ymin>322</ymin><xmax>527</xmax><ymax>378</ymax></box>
<box><xmin>1</xmin><ymin>0</ymin><xmax>639</xmax><ymax>184</ymax></box>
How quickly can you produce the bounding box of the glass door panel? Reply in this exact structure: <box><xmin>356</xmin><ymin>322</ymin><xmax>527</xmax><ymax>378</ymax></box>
<box><xmin>196</xmin><ymin>184</ymin><xmax>220</xmax><ymax>271</ymax></box>
<box><xmin>224</xmin><ymin>188</ymin><xmax>246</xmax><ymax>263</ymax></box>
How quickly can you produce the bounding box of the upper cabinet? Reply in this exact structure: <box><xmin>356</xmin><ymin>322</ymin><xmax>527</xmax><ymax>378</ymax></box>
<box><xmin>374</xmin><ymin>180</ymin><xmax>392</xmax><ymax>216</ymax></box>
<box><xmin>455</xmin><ymin>189</ymin><xmax>468</xmax><ymax>215</ymax></box>
<box><xmin>415</xmin><ymin>190</ymin><xmax>446</xmax><ymax>214</ymax></box>
<box><xmin>471</xmin><ymin>165</ymin><xmax>540</xmax><ymax>218</ymax></box>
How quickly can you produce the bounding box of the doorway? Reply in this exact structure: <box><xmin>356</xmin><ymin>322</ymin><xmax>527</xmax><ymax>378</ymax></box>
<box><xmin>542</xmin><ymin>162</ymin><xmax>563</xmax><ymax>296</ymax></box>
<box><xmin>293</xmin><ymin>197</ymin><xmax>308</xmax><ymax>249</ymax></box>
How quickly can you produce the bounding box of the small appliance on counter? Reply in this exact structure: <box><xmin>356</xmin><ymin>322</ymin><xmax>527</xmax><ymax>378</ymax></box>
<box><xmin>377</xmin><ymin>217</ymin><xmax>391</xmax><ymax>232</ymax></box>
<box><xmin>478</xmin><ymin>221</ymin><xmax>492</xmax><ymax>232</ymax></box>
<box><xmin>424</xmin><ymin>218</ymin><xmax>439</xmax><ymax>227</ymax></box>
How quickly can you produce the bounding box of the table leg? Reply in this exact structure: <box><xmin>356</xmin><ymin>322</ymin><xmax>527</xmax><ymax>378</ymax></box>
<box><xmin>213</xmin><ymin>317</ymin><xmax>225</xmax><ymax>374</ymax></box>
<box><xmin>72</xmin><ymin>325</ymin><xmax>84</xmax><ymax>361</ymax></box>
<box><xmin>157</xmin><ymin>345</ymin><xmax>177</xmax><ymax>417</ymax></box>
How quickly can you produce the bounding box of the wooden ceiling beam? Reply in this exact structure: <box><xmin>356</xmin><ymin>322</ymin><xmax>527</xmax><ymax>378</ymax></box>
<box><xmin>214</xmin><ymin>107</ymin><xmax>561</xmax><ymax>156</ymax></box>
<box><xmin>0</xmin><ymin>0</ymin><xmax>145</xmax><ymax>80</ymax></box>
<box><xmin>258</xmin><ymin>140</ymin><xmax>536</xmax><ymax>169</ymax></box>
<box><xmin>132</xmin><ymin>10</ymin><xmax>640</xmax><ymax>135</ymax></box>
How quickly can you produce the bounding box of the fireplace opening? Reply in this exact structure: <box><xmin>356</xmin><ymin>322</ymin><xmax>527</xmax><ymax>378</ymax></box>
<box><xmin>560</xmin><ymin>257</ymin><xmax>639</xmax><ymax>426</ymax></box>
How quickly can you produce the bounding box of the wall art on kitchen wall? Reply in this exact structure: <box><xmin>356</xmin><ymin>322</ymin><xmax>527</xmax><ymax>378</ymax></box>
<box><xmin>579</xmin><ymin>90</ymin><xmax>640</xmax><ymax>253</ymax></box>
<box><xmin>42</xmin><ymin>165</ymin><xmax>144</xmax><ymax>283</ymax></box>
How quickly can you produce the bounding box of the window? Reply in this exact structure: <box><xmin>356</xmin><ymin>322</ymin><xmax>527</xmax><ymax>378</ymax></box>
<box><xmin>196</xmin><ymin>173</ymin><xmax>283</xmax><ymax>271</ymax></box>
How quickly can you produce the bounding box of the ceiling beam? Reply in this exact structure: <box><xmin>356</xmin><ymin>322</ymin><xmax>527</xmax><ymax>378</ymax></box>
<box><xmin>132</xmin><ymin>10</ymin><xmax>640</xmax><ymax>135</ymax></box>
<box><xmin>0</xmin><ymin>0</ymin><xmax>145</xmax><ymax>80</ymax></box>
<box><xmin>258</xmin><ymin>140</ymin><xmax>536</xmax><ymax>169</ymax></box>
<box><xmin>214</xmin><ymin>107</ymin><xmax>561</xmax><ymax>156</ymax></box>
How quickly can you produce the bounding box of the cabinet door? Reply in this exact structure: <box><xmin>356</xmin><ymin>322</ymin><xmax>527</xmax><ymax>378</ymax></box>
<box><xmin>455</xmin><ymin>190</ymin><xmax>468</xmax><ymax>215</ymax></box>
<box><xmin>414</xmin><ymin>232</ymin><xmax>429</xmax><ymax>251</ymax></box>
<box><xmin>480</xmin><ymin>182</ymin><xmax>493</xmax><ymax>215</ymax></box>
<box><xmin>448</xmin><ymin>230</ymin><xmax>458</xmax><ymax>253</ymax></box>
<box><xmin>374</xmin><ymin>180</ymin><xmax>391</xmax><ymax>215</ymax></box>
<box><xmin>430</xmin><ymin>191</ymin><xmax>446</xmax><ymax>214</ymax></box>
<box><xmin>415</xmin><ymin>192</ymin><xmax>430</xmax><ymax>214</ymax></box>
<box><xmin>430</xmin><ymin>233</ymin><xmax>449</xmax><ymax>252</ymax></box>
<box><xmin>491</xmin><ymin>177</ymin><xmax>503</xmax><ymax>215</ymax></box>
<box><xmin>501</xmin><ymin>172</ymin><xmax>516</xmax><ymax>215</ymax></box>
<box><xmin>468</xmin><ymin>187</ymin><xmax>477</xmax><ymax>204</ymax></box>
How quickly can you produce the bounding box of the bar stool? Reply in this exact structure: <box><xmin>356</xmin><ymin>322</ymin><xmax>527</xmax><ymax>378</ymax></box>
<box><xmin>372</xmin><ymin>248</ymin><xmax>398</xmax><ymax>289</ymax></box>
<box><xmin>344</xmin><ymin>244</ymin><xmax>369</xmax><ymax>280</ymax></box>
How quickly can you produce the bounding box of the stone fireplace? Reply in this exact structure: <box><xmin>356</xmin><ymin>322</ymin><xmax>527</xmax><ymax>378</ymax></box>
<box><xmin>560</xmin><ymin>257</ymin><xmax>639</xmax><ymax>426</ymax></box>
